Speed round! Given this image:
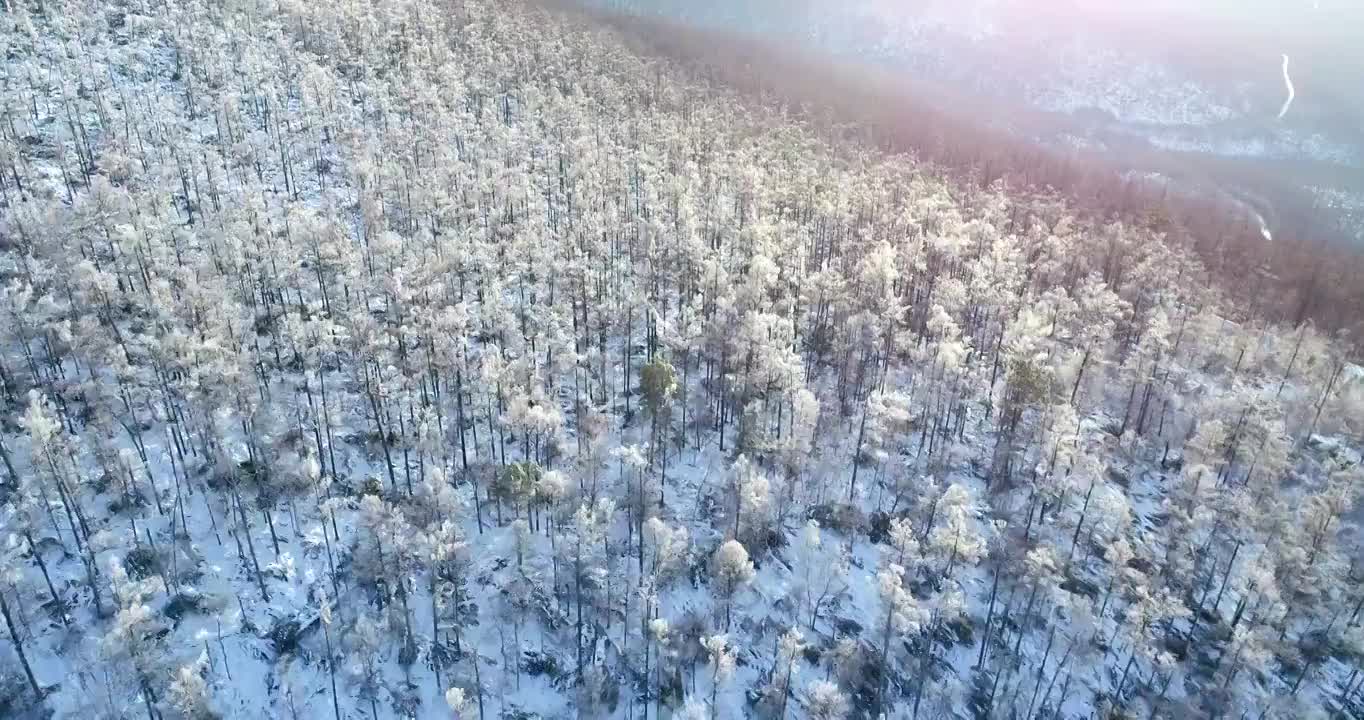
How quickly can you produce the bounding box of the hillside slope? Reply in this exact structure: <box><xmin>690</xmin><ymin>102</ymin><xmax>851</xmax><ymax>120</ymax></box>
<box><xmin>0</xmin><ymin>1</ymin><xmax>1362</xmax><ymax>719</ymax></box>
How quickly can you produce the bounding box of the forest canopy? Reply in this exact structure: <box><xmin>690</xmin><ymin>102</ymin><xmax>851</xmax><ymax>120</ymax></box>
<box><xmin>0</xmin><ymin>0</ymin><xmax>1361</xmax><ymax>719</ymax></box>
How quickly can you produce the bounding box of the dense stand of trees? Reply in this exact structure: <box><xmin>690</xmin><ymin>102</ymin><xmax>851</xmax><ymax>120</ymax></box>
<box><xmin>583</xmin><ymin>3</ymin><xmax>1364</xmax><ymax>345</ymax></box>
<box><xmin>0</xmin><ymin>0</ymin><xmax>1362</xmax><ymax>719</ymax></box>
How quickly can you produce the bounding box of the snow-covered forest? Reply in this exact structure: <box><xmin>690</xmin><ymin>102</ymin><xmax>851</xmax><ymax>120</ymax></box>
<box><xmin>1</xmin><ymin>0</ymin><xmax>1363</xmax><ymax>718</ymax></box>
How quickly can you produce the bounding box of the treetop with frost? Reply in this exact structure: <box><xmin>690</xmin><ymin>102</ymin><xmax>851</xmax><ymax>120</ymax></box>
<box><xmin>0</xmin><ymin>0</ymin><xmax>1360</xmax><ymax>718</ymax></box>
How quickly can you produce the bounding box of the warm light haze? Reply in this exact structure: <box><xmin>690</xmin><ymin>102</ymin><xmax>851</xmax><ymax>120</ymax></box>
<box><xmin>0</xmin><ymin>0</ymin><xmax>1360</xmax><ymax>719</ymax></box>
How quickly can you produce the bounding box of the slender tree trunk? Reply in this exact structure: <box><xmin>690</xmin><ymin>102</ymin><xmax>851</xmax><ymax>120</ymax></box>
<box><xmin>232</xmin><ymin>489</ymin><xmax>270</xmax><ymax>600</ymax></box>
<box><xmin>0</xmin><ymin>590</ymin><xmax>41</xmax><ymax>698</ymax></box>
<box><xmin>849</xmin><ymin>404</ymin><xmax>868</xmax><ymax>501</ymax></box>
<box><xmin>977</xmin><ymin>560</ymin><xmax>1001</xmax><ymax>667</ymax></box>
<box><xmin>322</xmin><ymin>617</ymin><xmax>341</xmax><ymax>720</ymax></box>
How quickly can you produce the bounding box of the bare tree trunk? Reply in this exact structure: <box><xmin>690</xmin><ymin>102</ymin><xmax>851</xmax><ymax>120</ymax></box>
<box><xmin>321</xmin><ymin>615</ymin><xmax>341</xmax><ymax>720</ymax></box>
<box><xmin>0</xmin><ymin>589</ymin><xmax>41</xmax><ymax>698</ymax></box>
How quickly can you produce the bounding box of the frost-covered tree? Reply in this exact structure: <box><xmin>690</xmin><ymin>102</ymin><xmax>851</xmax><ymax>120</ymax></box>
<box><xmin>1061</xmin><ymin>273</ymin><xmax>1128</xmax><ymax>406</ymax></box>
<box><xmin>0</xmin><ymin>569</ymin><xmax>42</xmax><ymax>699</ymax></box>
<box><xmin>794</xmin><ymin>520</ymin><xmax>850</xmax><ymax>630</ymax></box>
<box><xmin>728</xmin><ymin>454</ymin><xmax>771</xmax><ymax>545</ymax></box>
<box><xmin>102</xmin><ymin>557</ymin><xmax>169</xmax><ymax>720</ymax></box>
<box><xmin>344</xmin><ymin>612</ymin><xmax>387</xmax><ymax>718</ymax></box>
<box><xmin>874</xmin><ymin>560</ymin><xmax>926</xmax><ymax>717</ymax></box>
<box><xmin>445</xmin><ymin>686</ymin><xmax>470</xmax><ymax>716</ymax></box>
<box><xmin>561</xmin><ymin>499</ymin><xmax>615</xmax><ymax>679</ymax></box>
<box><xmin>644</xmin><ymin>516</ymin><xmax>691</xmax><ymax>584</ymax></box>
<box><xmin>758</xmin><ymin>628</ymin><xmax>805</xmax><ymax>719</ymax></box>
<box><xmin>711</xmin><ymin>540</ymin><xmax>755</xmax><ymax>631</ymax></box>
<box><xmin>926</xmin><ymin>483</ymin><xmax>986</xmax><ymax>580</ymax></box>
<box><xmin>849</xmin><ymin>390</ymin><xmax>911</xmax><ymax>502</ymax></box>
<box><xmin>166</xmin><ymin>653</ymin><xmax>214</xmax><ymax>720</ymax></box>
<box><xmin>640</xmin><ymin>360</ymin><xmax>678</xmax><ymax>492</ymax></box>
<box><xmin>805</xmin><ymin>679</ymin><xmax>849</xmax><ymax>720</ymax></box>
<box><xmin>702</xmin><ymin>634</ymin><xmax>736</xmax><ymax>720</ymax></box>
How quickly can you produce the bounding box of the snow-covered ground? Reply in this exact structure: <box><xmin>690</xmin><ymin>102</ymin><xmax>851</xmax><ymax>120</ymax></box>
<box><xmin>1</xmin><ymin>1</ymin><xmax>1362</xmax><ymax>720</ymax></box>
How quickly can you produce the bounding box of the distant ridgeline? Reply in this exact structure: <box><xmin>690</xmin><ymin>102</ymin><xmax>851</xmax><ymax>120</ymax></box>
<box><xmin>575</xmin><ymin>0</ymin><xmax>1364</xmax><ymax>338</ymax></box>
